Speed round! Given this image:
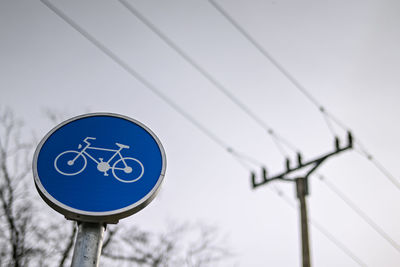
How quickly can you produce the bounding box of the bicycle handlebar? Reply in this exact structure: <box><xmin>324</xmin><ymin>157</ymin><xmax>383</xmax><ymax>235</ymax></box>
<box><xmin>84</xmin><ymin>137</ymin><xmax>96</xmax><ymax>145</ymax></box>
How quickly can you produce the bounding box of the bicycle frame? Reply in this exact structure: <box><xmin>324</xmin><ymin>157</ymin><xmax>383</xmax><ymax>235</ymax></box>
<box><xmin>72</xmin><ymin>137</ymin><xmax>126</xmax><ymax>167</ymax></box>
<box><xmin>55</xmin><ymin>136</ymin><xmax>144</xmax><ymax>182</ymax></box>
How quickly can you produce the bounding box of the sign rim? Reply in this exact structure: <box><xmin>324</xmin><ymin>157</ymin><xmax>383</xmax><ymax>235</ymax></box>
<box><xmin>32</xmin><ymin>112</ymin><xmax>166</xmax><ymax>223</ymax></box>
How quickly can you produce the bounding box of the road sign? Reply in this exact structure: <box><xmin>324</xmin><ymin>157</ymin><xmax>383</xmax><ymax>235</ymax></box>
<box><xmin>33</xmin><ymin>113</ymin><xmax>166</xmax><ymax>223</ymax></box>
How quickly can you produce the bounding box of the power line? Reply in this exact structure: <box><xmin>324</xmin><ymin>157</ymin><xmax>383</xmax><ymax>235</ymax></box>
<box><xmin>39</xmin><ymin>0</ymin><xmax>258</xmax><ymax>172</ymax></box>
<box><xmin>321</xmin><ymin>108</ymin><xmax>339</xmax><ymax>136</ymax></box>
<box><xmin>354</xmin><ymin>143</ymin><xmax>400</xmax><ymax>191</ymax></box>
<box><xmin>39</xmin><ymin>2</ymin><xmax>379</xmax><ymax>265</ymax></box>
<box><xmin>118</xmin><ymin>0</ymin><xmax>400</xmax><ymax>225</ymax></box>
<box><xmin>269</xmin><ymin>186</ymin><xmax>368</xmax><ymax>267</ymax></box>
<box><xmin>318</xmin><ymin>174</ymin><xmax>400</xmax><ymax>254</ymax></box>
<box><xmin>201</xmin><ymin>2</ymin><xmax>394</xmax><ymax>264</ymax></box>
<box><xmin>207</xmin><ymin>0</ymin><xmax>337</xmax><ymax>139</ymax></box>
<box><xmin>209</xmin><ymin>0</ymin><xmax>399</xmax><ymax>255</ymax></box>
<box><xmin>207</xmin><ymin>0</ymin><xmax>400</xmax><ymax>192</ymax></box>
<box><xmin>231</xmin><ymin>152</ymin><xmax>259</xmax><ymax>172</ymax></box>
<box><xmin>119</xmin><ymin>0</ymin><xmax>394</xmax><ymax>263</ymax></box>
<box><xmin>118</xmin><ymin>0</ymin><xmax>298</xmax><ymax>157</ymax></box>
<box><xmin>318</xmin><ymin>109</ymin><xmax>400</xmax><ymax>192</ymax></box>
<box><xmin>116</xmin><ymin>1</ymin><xmax>398</xmax><ymax>264</ymax></box>
<box><xmin>310</xmin><ymin>217</ymin><xmax>368</xmax><ymax>267</ymax></box>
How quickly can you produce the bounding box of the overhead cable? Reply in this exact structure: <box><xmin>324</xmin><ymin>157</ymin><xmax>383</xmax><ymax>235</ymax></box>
<box><xmin>355</xmin><ymin>143</ymin><xmax>400</xmax><ymax>191</ymax></box>
<box><xmin>118</xmin><ymin>0</ymin><xmax>298</xmax><ymax>157</ymax></box>
<box><xmin>269</xmin><ymin>186</ymin><xmax>368</xmax><ymax>267</ymax></box>
<box><xmin>208</xmin><ymin>0</ymin><xmax>337</xmax><ymax>139</ymax></box>
<box><xmin>208</xmin><ymin>0</ymin><xmax>400</xmax><ymax>192</ymax></box>
<box><xmin>40</xmin><ymin>0</ymin><xmax>258</xmax><ymax>171</ymax></box>
<box><xmin>40</xmin><ymin>2</ymin><xmax>374</xmax><ymax>265</ymax></box>
<box><xmin>318</xmin><ymin>174</ymin><xmax>400</xmax><ymax>254</ymax></box>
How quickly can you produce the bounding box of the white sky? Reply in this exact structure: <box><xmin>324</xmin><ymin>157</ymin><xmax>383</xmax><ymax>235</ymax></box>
<box><xmin>2</xmin><ymin>0</ymin><xmax>400</xmax><ymax>266</ymax></box>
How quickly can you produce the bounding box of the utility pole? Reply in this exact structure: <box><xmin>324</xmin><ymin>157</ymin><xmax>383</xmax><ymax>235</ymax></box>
<box><xmin>251</xmin><ymin>132</ymin><xmax>353</xmax><ymax>267</ymax></box>
<box><xmin>296</xmin><ymin>177</ymin><xmax>310</xmax><ymax>267</ymax></box>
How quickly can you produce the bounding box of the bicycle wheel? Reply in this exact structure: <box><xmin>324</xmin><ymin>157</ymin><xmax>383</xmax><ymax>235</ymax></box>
<box><xmin>54</xmin><ymin>150</ymin><xmax>87</xmax><ymax>176</ymax></box>
<box><xmin>112</xmin><ymin>157</ymin><xmax>144</xmax><ymax>183</ymax></box>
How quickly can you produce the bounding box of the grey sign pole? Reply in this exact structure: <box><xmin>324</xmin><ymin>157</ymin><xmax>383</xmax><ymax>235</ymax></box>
<box><xmin>71</xmin><ymin>222</ymin><xmax>105</xmax><ymax>267</ymax></box>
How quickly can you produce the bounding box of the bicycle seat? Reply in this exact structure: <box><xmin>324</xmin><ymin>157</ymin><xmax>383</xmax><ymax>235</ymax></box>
<box><xmin>116</xmin><ymin>143</ymin><xmax>130</xmax><ymax>149</ymax></box>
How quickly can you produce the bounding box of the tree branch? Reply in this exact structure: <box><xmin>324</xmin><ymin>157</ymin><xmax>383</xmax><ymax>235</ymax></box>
<box><xmin>57</xmin><ymin>222</ymin><xmax>77</xmax><ymax>267</ymax></box>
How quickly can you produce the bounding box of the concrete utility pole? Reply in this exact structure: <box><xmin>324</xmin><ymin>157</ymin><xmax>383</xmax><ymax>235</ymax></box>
<box><xmin>251</xmin><ymin>132</ymin><xmax>353</xmax><ymax>267</ymax></box>
<box><xmin>296</xmin><ymin>178</ymin><xmax>311</xmax><ymax>267</ymax></box>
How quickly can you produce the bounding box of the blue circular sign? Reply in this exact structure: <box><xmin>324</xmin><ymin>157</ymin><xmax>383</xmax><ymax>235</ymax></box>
<box><xmin>33</xmin><ymin>113</ymin><xmax>166</xmax><ymax>223</ymax></box>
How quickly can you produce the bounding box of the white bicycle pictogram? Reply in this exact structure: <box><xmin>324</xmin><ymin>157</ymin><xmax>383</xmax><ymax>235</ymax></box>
<box><xmin>54</xmin><ymin>137</ymin><xmax>144</xmax><ymax>183</ymax></box>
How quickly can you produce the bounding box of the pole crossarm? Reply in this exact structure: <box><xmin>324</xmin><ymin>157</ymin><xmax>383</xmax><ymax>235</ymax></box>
<box><xmin>251</xmin><ymin>131</ymin><xmax>353</xmax><ymax>189</ymax></box>
<box><xmin>250</xmin><ymin>131</ymin><xmax>353</xmax><ymax>267</ymax></box>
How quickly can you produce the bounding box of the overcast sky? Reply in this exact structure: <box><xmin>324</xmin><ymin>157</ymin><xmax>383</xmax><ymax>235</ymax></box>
<box><xmin>2</xmin><ymin>0</ymin><xmax>400</xmax><ymax>266</ymax></box>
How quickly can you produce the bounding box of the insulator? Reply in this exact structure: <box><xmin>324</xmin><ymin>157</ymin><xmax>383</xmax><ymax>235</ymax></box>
<box><xmin>297</xmin><ymin>152</ymin><xmax>302</xmax><ymax>165</ymax></box>
<box><xmin>347</xmin><ymin>131</ymin><xmax>353</xmax><ymax>147</ymax></box>
<box><xmin>335</xmin><ymin>136</ymin><xmax>340</xmax><ymax>150</ymax></box>
<box><xmin>251</xmin><ymin>172</ymin><xmax>256</xmax><ymax>188</ymax></box>
<box><xmin>285</xmin><ymin>158</ymin><xmax>290</xmax><ymax>171</ymax></box>
<box><xmin>262</xmin><ymin>167</ymin><xmax>267</xmax><ymax>179</ymax></box>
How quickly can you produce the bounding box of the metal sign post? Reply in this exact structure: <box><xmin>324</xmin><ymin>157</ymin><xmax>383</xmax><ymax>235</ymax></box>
<box><xmin>71</xmin><ymin>223</ymin><xmax>105</xmax><ymax>267</ymax></box>
<box><xmin>33</xmin><ymin>113</ymin><xmax>166</xmax><ymax>266</ymax></box>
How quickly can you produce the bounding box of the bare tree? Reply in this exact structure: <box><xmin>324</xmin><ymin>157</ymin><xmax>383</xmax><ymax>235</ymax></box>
<box><xmin>101</xmin><ymin>222</ymin><xmax>233</xmax><ymax>267</ymax></box>
<box><xmin>0</xmin><ymin>107</ymin><xmax>234</xmax><ymax>267</ymax></box>
<box><xmin>0</xmin><ymin>108</ymin><xmax>80</xmax><ymax>267</ymax></box>
<box><xmin>0</xmin><ymin>108</ymin><xmax>40</xmax><ymax>266</ymax></box>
